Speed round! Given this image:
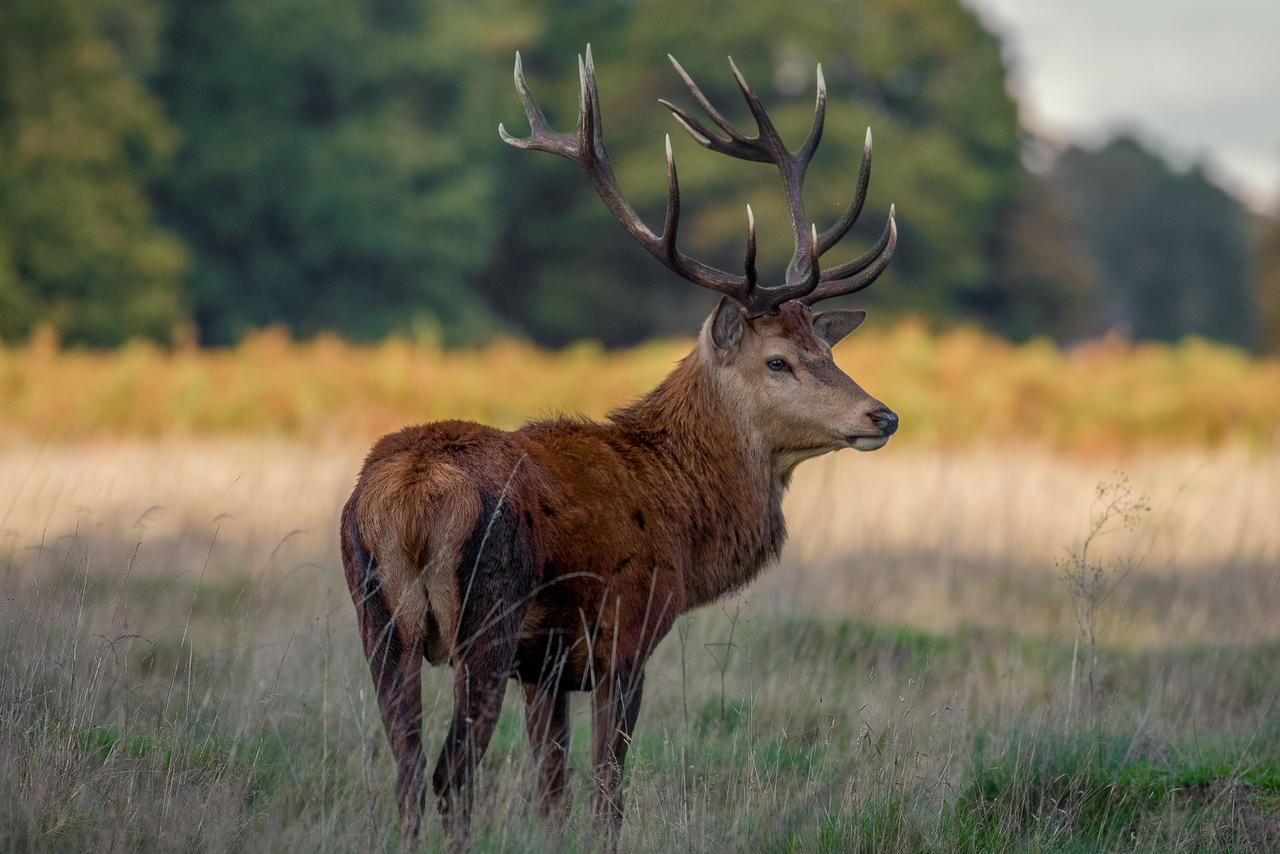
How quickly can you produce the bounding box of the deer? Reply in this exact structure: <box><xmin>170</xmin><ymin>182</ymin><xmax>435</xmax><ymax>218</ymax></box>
<box><xmin>339</xmin><ymin>46</ymin><xmax>898</xmax><ymax>849</ymax></box>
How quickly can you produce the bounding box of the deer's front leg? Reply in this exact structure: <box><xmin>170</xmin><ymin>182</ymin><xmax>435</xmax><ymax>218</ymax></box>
<box><xmin>590</xmin><ymin>667</ymin><xmax>645</xmax><ymax>852</ymax></box>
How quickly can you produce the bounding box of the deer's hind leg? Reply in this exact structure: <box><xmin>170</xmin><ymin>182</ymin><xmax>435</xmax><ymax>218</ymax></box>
<box><xmin>341</xmin><ymin>510</ymin><xmax>430</xmax><ymax>838</ymax></box>
<box><xmin>432</xmin><ymin>492</ymin><xmax>537</xmax><ymax>842</ymax></box>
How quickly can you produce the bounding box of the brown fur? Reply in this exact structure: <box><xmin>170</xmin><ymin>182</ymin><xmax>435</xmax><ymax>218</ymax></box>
<box><xmin>340</xmin><ymin>300</ymin><xmax>896</xmax><ymax>846</ymax></box>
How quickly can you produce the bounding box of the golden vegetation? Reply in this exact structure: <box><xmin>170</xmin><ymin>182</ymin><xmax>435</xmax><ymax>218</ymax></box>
<box><xmin>3</xmin><ymin>321</ymin><xmax>1278</xmax><ymax>451</ymax></box>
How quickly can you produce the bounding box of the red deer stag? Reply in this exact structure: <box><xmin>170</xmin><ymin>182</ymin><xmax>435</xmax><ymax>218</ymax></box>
<box><xmin>340</xmin><ymin>46</ymin><xmax>898</xmax><ymax>847</ymax></box>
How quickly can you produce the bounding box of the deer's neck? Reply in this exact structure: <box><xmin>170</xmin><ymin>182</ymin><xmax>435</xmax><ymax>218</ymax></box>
<box><xmin>609</xmin><ymin>349</ymin><xmax>787</xmax><ymax>607</ymax></box>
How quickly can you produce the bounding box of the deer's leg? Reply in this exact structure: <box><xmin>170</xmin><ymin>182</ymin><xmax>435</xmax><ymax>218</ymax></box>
<box><xmin>522</xmin><ymin>681</ymin><xmax>570</xmax><ymax>821</ymax></box>
<box><xmin>432</xmin><ymin>637</ymin><xmax>513</xmax><ymax>843</ymax></box>
<box><xmin>433</xmin><ymin>491</ymin><xmax>534</xmax><ymax>842</ymax></box>
<box><xmin>369</xmin><ymin>622</ymin><xmax>427</xmax><ymax>839</ymax></box>
<box><xmin>343</xmin><ymin>530</ymin><xmax>429</xmax><ymax>837</ymax></box>
<box><xmin>590</xmin><ymin>667</ymin><xmax>645</xmax><ymax>851</ymax></box>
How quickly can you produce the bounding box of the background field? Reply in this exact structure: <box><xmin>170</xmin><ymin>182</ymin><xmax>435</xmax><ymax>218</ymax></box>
<box><xmin>2</xmin><ymin>332</ymin><xmax>1278</xmax><ymax>852</ymax></box>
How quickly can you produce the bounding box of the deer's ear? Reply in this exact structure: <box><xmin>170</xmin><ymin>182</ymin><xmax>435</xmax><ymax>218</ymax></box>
<box><xmin>710</xmin><ymin>297</ymin><xmax>747</xmax><ymax>352</ymax></box>
<box><xmin>812</xmin><ymin>309</ymin><xmax>867</xmax><ymax>347</ymax></box>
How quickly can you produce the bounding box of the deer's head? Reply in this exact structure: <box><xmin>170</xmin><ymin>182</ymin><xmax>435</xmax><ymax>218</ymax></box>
<box><xmin>502</xmin><ymin>47</ymin><xmax>899</xmax><ymax>459</ymax></box>
<box><xmin>702</xmin><ymin>299</ymin><xmax>895</xmax><ymax>464</ymax></box>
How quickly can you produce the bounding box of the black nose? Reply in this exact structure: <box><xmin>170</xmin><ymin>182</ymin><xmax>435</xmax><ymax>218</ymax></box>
<box><xmin>869</xmin><ymin>409</ymin><xmax>899</xmax><ymax>436</ymax></box>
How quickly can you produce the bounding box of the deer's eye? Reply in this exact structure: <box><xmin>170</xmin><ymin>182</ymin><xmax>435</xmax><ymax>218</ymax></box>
<box><xmin>767</xmin><ymin>358</ymin><xmax>791</xmax><ymax>373</ymax></box>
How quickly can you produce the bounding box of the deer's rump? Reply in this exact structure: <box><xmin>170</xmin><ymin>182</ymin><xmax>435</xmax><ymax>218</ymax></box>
<box><xmin>340</xmin><ymin>419</ymin><xmax>681</xmax><ymax>688</ymax></box>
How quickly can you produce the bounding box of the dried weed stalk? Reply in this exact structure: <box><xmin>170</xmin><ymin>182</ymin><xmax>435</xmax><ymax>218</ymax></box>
<box><xmin>1058</xmin><ymin>474</ymin><xmax>1150</xmax><ymax>719</ymax></box>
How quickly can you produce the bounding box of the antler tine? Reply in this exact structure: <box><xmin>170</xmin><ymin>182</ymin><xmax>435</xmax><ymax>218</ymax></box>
<box><xmin>818</xmin><ymin>127</ymin><xmax>872</xmax><ymax>254</ymax></box>
<box><xmin>663</xmin><ymin>56</ymin><xmax>747</xmax><ymax>143</ymax></box>
<box><xmin>804</xmin><ymin>223</ymin><xmax>821</xmax><ymax>291</ymax></box>
<box><xmin>726</xmin><ymin>57</ymin><xmax>788</xmax><ymax>161</ymax></box>
<box><xmin>500</xmin><ymin>47</ymin><xmax>749</xmax><ymax>304</ymax></box>
<box><xmin>817</xmin><ymin>205</ymin><xmax>894</xmax><ymax>282</ymax></box>
<box><xmin>744</xmin><ymin>204</ymin><xmax>758</xmax><ymax>287</ymax></box>
<box><xmin>581</xmin><ymin>46</ymin><xmax>610</xmax><ymax>163</ymax></box>
<box><xmin>659</xmin><ymin>57</ymin><xmax>772</xmax><ymax>163</ymax></box>
<box><xmin>512</xmin><ymin>52</ymin><xmax>546</xmax><ymax>134</ymax></box>
<box><xmin>801</xmin><ymin>207</ymin><xmax>897</xmax><ymax>304</ymax></box>
<box><xmin>575</xmin><ymin>53</ymin><xmax>591</xmax><ymax>152</ymax></box>
<box><xmin>797</xmin><ymin>65</ymin><xmax>827</xmax><ymax>164</ymax></box>
<box><xmin>499</xmin><ymin>52</ymin><xmax>575</xmax><ymax>157</ymax></box>
<box><xmin>662</xmin><ymin>135</ymin><xmax>680</xmax><ymax>252</ymax></box>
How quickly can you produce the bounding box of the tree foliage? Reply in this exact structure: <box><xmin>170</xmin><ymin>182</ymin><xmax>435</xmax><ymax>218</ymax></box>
<box><xmin>1050</xmin><ymin>137</ymin><xmax>1257</xmax><ymax>348</ymax></box>
<box><xmin>975</xmin><ymin>171</ymin><xmax>1098</xmax><ymax>342</ymax></box>
<box><xmin>0</xmin><ymin>0</ymin><xmax>185</xmax><ymax>345</ymax></box>
<box><xmin>4</xmin><ymin>0</ymin><xmax>1266</xmax><ymax>350</ymax></box>
<box><xmin>149</xmin><ymin>0</ymin><xmax>523</xmax><ymax>344</ymax></box>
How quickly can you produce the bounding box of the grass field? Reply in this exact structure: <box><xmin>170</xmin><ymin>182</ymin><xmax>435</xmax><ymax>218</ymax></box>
<box><xmin>2</xmin><ymin>435</ymin><xmax>1277</xmax><ymax>851</ymax></box>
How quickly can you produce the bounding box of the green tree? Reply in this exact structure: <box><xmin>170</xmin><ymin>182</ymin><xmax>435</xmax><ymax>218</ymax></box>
<box><xmin>150</xmin><ymin>0</ymin><xmax>527</xmax><ymax>343</ymax></box>
<box><xmin>0</xmin><ymin>0</ymin><xmax>185</xmax><ymax>345</ymax></box>
<box><xmin>1051</xmin><ymin>136</ymin><xmax>1257</xmax><ymax>348</ymax></box>
<box><xmin>977</xmin><ymin>171</ymin><xmax>1099</xmax><ymax>342</ymax></box>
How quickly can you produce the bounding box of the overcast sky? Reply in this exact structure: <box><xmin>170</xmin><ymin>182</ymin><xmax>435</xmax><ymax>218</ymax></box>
<box><xmin>963</xmin><ymin>0</ymin><xmax>1279</xmax><ymax>214</ymax></box>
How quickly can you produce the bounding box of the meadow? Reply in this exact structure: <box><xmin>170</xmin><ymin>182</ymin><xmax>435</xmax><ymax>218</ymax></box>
<box><xmin>1</xmin><ymin>326</ymin><xmax>1278</xmax><ymax>851</ymax></box>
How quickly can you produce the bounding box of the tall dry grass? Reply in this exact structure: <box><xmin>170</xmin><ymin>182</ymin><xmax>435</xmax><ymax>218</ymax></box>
<box><xmin>3</xmin><ymin>440</ymin><xmax>1277</xmax><ymax>646</ymax></box>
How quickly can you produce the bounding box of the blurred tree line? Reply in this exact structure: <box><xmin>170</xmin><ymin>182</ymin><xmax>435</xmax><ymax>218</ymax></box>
<box><xmin>1</xmin><ymin>0</ymin><xmax>1275</xmax><ymax>350</ymax></box>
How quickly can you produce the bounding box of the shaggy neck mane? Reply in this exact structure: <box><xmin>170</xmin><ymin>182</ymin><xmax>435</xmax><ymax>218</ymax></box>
<box><xmin>608</xmin><ymin>347</ymin><xmax>786</xmax><ymax>605</ymax></box>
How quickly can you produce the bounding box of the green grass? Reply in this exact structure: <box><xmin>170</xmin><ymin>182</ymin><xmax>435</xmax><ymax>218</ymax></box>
<box><xmin>3</xmin><ymin>549</ymin><xmax>1277</xmax><ymax>853</ymax></box>
<box><xmin>956</xmin><ymin>726</ymin><xmax>1280</xmax><ymax>852</ymax></box>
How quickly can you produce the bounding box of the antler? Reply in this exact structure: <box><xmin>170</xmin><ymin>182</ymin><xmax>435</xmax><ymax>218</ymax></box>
<box><xmin>661</xmin><ymin>55</ymin><xmax>897</xmax><ymax>308</ymax></box>
<box><xmin>499</xmin><ymin>46</ymin><xmax>896</xmax><ymax>315</ymax></box>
